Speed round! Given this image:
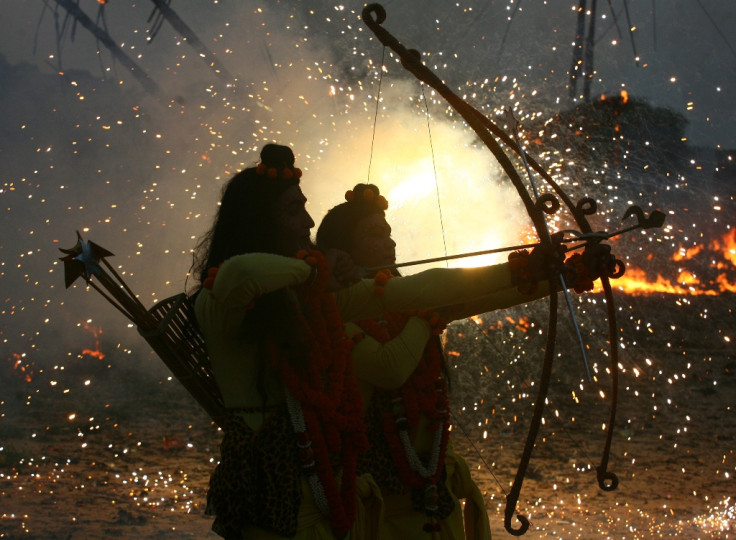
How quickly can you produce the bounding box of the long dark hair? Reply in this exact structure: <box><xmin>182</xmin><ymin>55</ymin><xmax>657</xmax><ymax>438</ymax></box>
<box><xmin>191</xmin><ymin>144</ymin><xmax>308</xmax><ymax>383</ymax></box>
<box><xmin>192</xmin><ymin>143</ymin><xmax>299</xmax><ymax>287</ymax></box>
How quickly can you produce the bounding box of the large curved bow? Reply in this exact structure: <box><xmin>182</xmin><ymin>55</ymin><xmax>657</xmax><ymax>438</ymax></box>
<box><xmin>361</xmin><ymin>4</ymin><xmax>664</xmax><ymax>535</ymax></box>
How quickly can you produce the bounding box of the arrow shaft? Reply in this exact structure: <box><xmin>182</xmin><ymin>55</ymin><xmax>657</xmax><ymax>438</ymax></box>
<box><xmin>508</xmin><ymin>110</ymin><xmax>592</xmax><ymax>381</ymax></box>
<box><xmin>367</xmin><ymin>217</ymin><xmax>649</xmax><ymax>275</ymax></box>
<box><xmin>366</xmin><ymin>242</ymin><xmax>544</xmax><ymax>273</ymax></box>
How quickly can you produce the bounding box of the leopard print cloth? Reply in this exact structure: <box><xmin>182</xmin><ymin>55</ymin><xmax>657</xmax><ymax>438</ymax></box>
<box><xmin>357</xmin><ymin>392</ymin><xmax>454</xmax><ymax>521</ymax></box>
<box><xmin>206</xmin><ymin>407</ymin><xmax>301</xmax><ymax>538</ymax></box>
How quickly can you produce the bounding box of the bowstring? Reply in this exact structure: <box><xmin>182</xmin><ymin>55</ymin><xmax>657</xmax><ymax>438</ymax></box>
<box><xmin>448</xmin><ymin>311</ymin><xmax>603</xmax><ymax>500</ymax></box>
<box><xmin>418</xmin><ymin>86</ymin><xmax>600</xmax><ymax>496</ymax></box>
<box><xmin>365</xmin><ymin>32</ymin><xmax>603</xmax><ymax>513</ymax></box>
<box><xmin>419</xmin><ymin>81</ymin><xmax>516</xmax><ymax>492</ymax></box>
<box><xmin>367</xmin><ymin>46</ymin><xmax>386</xmax><ymax>183</ymax></box>
<box><xmin>450</xmin><ymin>411</ymin><xmax>507</xmax><ymax>493</ymax></box>
<box><xmin>368</xmin><ymin>49</ymin><xmax>447</xmax><ymax>259</ymax></box>
<box><xmin>368</xmin><ymin>49</ymin><xmax>499</xmax><ymax>490</ymax></box>
<box><xmin>420</xmin><ymin>84</ymin><xmax>449</xmax><ymax>265</ymax></box>
<box><xmin>462</xmin><ymin>316</ymin><xmax>601</xmax><ymax>477</ymax></box>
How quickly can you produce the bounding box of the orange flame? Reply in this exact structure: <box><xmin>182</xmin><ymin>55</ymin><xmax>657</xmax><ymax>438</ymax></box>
<box><xmin>81</xmin><ymin>323</ymin><xmax>106</xmax><ymax>360</ymax></box>
<box><xmin>81</xmin><ymin>348</ymin><xmax>106</xmax><ymax>360</ymax></box>
<box><xmin>468</xmin><ymin>315</ymin><xmax>529</xmax><ymax>332</ymax></box>
<box><xmin>606</xmin><ymin>229</ymin><xmax>736</xmax><ymax>295</ymax></box>
<box><xmin>677</xmin><ymin>270</ymin><xmax>700</xmax><ymax>286</ymax></box>
<box><xmin>710</xmin><ymin>229</ymin><xmax>736</xmax><ymax>266</ymax></box>
<box><xmin>715</xmin><ymin>273</ymin><xmax>736</xmax><ymax>293</ymax></box>
<box><xmin>610</xmin><ymin>267</ymin><xmax>711</xmax><ymax>296</ymax></box>
<box><xmin>503</xmin><ymin>315</ymin><xmax>531</xmax><ymax>332</ymax></box>
<box><xmin>672</xmin><ymin>244</ymin><xmax>703</xmax><ymax>262</ymax></box>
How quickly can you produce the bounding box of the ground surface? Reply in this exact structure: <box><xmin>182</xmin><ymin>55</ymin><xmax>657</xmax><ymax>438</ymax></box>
<box><xmin>1</xmin><ymin>295</ymin><xmax>734</xmax><ymax>539</ymax></box>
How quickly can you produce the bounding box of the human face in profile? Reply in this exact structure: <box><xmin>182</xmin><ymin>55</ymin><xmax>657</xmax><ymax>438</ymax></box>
<box><xmin>350</xmin><ymin>212</ymin><xmax>396</xmax><ymax>272</ymax></box>
<box><xmin>272</xmin><ymin>185</ymin><xmax>315</xmax><ymax>255</ymax></box>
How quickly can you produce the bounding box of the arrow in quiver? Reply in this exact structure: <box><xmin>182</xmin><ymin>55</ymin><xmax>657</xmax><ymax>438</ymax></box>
<box><xmin>59</xmin><ymin>232</ymin><xmax>226</xmax><ymax>427</ymax></box>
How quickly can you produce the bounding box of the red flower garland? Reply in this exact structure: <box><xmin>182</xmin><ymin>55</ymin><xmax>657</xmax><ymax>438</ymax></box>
<box><xmin>564</xmin><ymin>252</ymin><xmax>595</xmax><ymax>293</ymax></box>
<box><xmin>204</xmin><ymin>263</ymin><xmax>257</xmax><ymax>309</ymax></box>
<box><xmin>508</xmin><ymin>249</ymin><xmax>539</xmax><ymax>295</ymax></box>
<box><xmin>269</xmin><ymin>250</ymin><xmax>368</xmax><ymax>538</ymax></box>
<box><xmin>359</xmin><ymin>272</ymin><xmax>452</xmax><ymax>519</ymax></box>
<box><xmin>203</xmin><ymin>265</ymin><xmax>220</xmax><ymax>290</ymax></box>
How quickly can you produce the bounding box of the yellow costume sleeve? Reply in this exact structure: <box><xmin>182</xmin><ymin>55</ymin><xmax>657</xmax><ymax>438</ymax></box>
<box><xmin>194</xmin><ymin>253</ymin><xmax>313</xmax><ymax>414</ymax></box>
<box><xmin>210</xmin><ymin>252</ymin><xmax>312</xmax><ymax>310</ymax></box>
<box><xmin>202</xmin><ymin>253</ymin><xmax>518</xmax><ymax>324</ymax></box>
<box><xmin>347</xmin><ymin>317</ymin><xmax>431</xmax><ymax>391</ymax></box>
<box><xmin>439</xmin><ymin>280</ymin><xmax>554</xmax><ymax>322</ymax></box>
<box><xmin>335</xmin><ymin>264</ymin><xmax>515</xmax><ymax>322</ymax></box>
<box><xmin>195</xmin><ymin>255</ymin><xmax>519</xmax><ymax>417</ymax></box>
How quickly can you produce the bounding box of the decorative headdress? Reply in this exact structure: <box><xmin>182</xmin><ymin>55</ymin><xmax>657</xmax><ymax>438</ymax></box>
<box><xmin>256</xmin><ymin>163</ymin><xmax>303</xmax><ymax>182</ymax></box>
<box><xmin>253</xmin><ymin>143</ymin><xmax>303</xmax><ymax>183</ymax></box>
<box><xmin>344</xmin><ymin>184</ymin><xmax>388</xmax><ymax>211</ymax></box>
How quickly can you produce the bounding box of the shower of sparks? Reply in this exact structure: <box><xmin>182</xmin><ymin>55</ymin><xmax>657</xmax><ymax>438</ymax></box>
<box><xmin>1</xmin><ymin>0</ymin><xmax>735</xmax><ymax>537</ymax></box>
<box><xmin>687</xmin><ymin>497</ymin><xmax>736</xmax><ymax>536</ymax></box>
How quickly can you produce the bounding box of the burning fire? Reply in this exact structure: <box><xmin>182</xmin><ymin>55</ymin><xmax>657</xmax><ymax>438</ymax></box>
<box><xmin>710</xmin><ymin>229</ymin><xmax>736</xmax><ymax>266</ymax></box>
<box><xmin>507</xmin><ymin>316</ymin><xmax>531</xmax><ymax>332</ymax></box>
<box><xmin>469</xmin><ymin>314</ymin><xmax>530</xmax><ymax>332</ymax></box>
<box><xmin>716</xmin><ymin>273</ymin><xmax>736</xmax><ymax>293</ymax></box>
<box><xmin>81</xmin><ymin>322</ymin><xmax>106</xmax><ymax>360</ymax></box>
<box><xmin>606</xmin><ymin>229</ymin><xmax>736</xmax><ymax>296</ymax></box>
<box><xmin>672</xmin><ymin>244</ymin><xmax>703</xmax><ymax>262</ymax></box>
<box><xmin>609</xmin><ymin>267</ymin><xmax>714</xmax><ymax>296</ymax></box>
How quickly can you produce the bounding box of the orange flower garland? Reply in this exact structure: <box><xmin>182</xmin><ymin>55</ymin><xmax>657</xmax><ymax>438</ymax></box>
<box><xmin>344</xmin><ymin>187</ymin><xmax>389</xmax><ymax>210</ymax></box>
<box><xmin>509</xmin><ymin>247</ymin><xmax>599</xmax><ymax>295</ymax></box>
<box><xmin>359</xmin><ymin>271</ymin><xmax>451</xmax><ymax>526</ymax></box>
<box><xmin>564</xmin><ymin>252</ymin><xmax>595</xmax><ymax>293</ymax></box>
<box><xmin>372</xmin><ymin>268</ymin><xmax>393</xmax><ymax>297</ymax></box>
<box><xmin>256</xmin><ymin>163</ymin><xmax>303</xmax><ymax>181</ymax></box>
<box><xmin>202</xmin><ymin>265</ymin><xmax>220</xmax><ymax>290</ymax></box>
<box><xmin>269</xmin><ymin>249</ymin><xmax>367</xmax><ymax>538</ymax></box>
<box><xmin>508</xmin><ymin>249</ymin><xmax>539</xmax><ymax>295</ymax></box>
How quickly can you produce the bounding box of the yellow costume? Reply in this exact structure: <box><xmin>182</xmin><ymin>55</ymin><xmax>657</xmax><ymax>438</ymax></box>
<box><xmin>347</xmin><ymin>314</ymin><xmax>492</xmax><ymax>540</ymax></box>
<box><xmin>195</xmin><ymin>253</ymin><xmax>522</xmax><ymax>539</ymax></box>
<box><xmin>345</xmin><ymin>274</ymin><xmax>554</xmax><ymax>539</ymax></box>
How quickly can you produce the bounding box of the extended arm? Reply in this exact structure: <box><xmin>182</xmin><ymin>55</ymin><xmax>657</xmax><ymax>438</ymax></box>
<box><xmin>336</xmin><ymin>264</ymin><xmax>515</xmax><ymax>322</ymax></box>
<box><xmin>348</xmin><ymin>317</ymin><xmax>431</xmax><ymax>390</ymax></box>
